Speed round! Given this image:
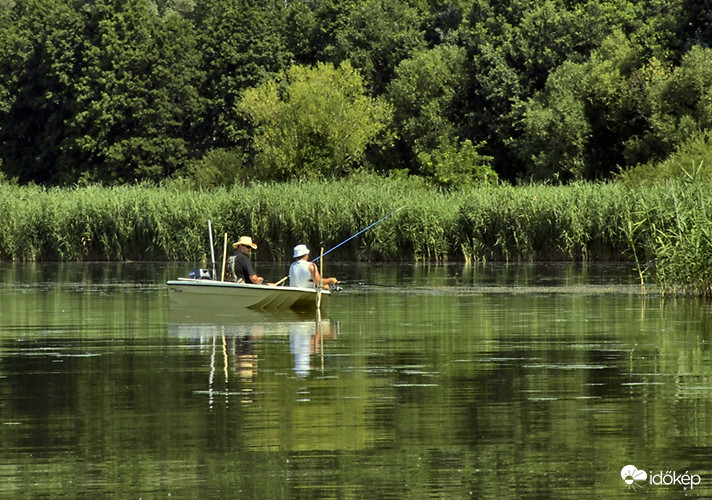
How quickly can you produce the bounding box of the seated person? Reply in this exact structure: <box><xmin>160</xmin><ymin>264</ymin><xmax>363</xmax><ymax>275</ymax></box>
<box><xmin>289</xmin><ymin>244</ymin><xmax>338</xmax><ymax>289</ymax></box>
<box><xmin>227</xmin><ymin>236</ymin><xmax>265</xmax><ymax>284</ymax></box>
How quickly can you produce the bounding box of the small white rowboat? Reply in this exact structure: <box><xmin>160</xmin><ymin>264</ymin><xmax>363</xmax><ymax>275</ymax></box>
<box><xmin>166</xmin><ymin>278</ymin><xmax>329</xmax><ymax>311</ymax></box>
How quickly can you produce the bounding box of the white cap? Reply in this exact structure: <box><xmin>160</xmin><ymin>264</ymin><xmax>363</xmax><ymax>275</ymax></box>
<box><xmin>292</xmin><ymin>244</ymin><xmax>309</xmax><ymax>258</ymax></box>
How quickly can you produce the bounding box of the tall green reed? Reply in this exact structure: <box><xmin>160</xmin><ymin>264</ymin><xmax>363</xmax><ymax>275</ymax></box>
<box><xmin>1</xmin><ymin>176</ymin><xmax>711</xmax><ymax>296</ymax></box>
<box><xmin>457</xmin><ymin>183</ymin><xmax>628</xmax><ymax>262</ymax></box>
<box><xmin>622</xmin><ymin>180</ymin><xmax>712</xmax><ymax>296</ymax></box>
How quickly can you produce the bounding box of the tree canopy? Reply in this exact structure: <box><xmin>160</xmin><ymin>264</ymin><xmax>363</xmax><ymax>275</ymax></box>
<box><xmin>0</xmin><ymin>0</ymin><xmax>710</xmax><ymax>186</ymax></box>
<box><xmin>238</xmin><ymin>61</ymin><xmax>392</xmax><ymax>181</ymax></box>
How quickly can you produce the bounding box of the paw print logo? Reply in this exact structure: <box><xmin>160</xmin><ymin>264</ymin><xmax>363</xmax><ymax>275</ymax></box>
<box><xmin>621</xmin><ymin>465</ymin><xmax>647</xmax><ymax>491</ymax></box>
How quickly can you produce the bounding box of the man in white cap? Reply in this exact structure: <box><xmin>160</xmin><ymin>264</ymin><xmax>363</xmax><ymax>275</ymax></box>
<box><xmin>289</xmin><ymin>244</ymin><xmax>338</xmax><ymax>289</ymax></box>
<box><xmin>227</xmin><ymin>236</ymin><xmax>265</xmax><ymax>284</ymax></box>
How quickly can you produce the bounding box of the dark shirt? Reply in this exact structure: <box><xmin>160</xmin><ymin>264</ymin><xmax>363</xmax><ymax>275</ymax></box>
<box><xmin>231</xmin><ymin>252</ymin><xmax>256</xmax><ymax>283</ymax></box>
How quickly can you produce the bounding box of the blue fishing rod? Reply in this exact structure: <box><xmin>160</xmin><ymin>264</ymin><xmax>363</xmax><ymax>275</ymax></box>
<box><xmin>311</xmin><ymin>205</ymin><xmax>406</xmax><ymax>263</ymax></box>
<box><xmin>275</xmin><ymin>206</ymin><xmax>405</xmax><ymax>285</ymax></box>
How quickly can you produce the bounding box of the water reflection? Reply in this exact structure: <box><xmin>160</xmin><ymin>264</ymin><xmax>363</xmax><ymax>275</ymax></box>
<box><xmin>168</xmin><ymin>307</ymin><xmax>339</xmax><ymax>408</ymax></box>
<box><xmin>3</xmin><ymin>262</ymin><xmax>712</xmax><ymax>498</ymax></box>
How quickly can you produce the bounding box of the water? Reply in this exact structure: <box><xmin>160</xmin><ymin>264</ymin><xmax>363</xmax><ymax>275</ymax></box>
<box><xmin>1</xmin><ymin>262</ymin><xmax>711</xmax><ymax>498</ymax></box>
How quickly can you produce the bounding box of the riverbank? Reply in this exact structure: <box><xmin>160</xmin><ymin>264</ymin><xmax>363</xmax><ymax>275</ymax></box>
<box><xmin>1</xmin><ymin>176</ymin><xmax>710</xmax><ymax>295</ymax></box>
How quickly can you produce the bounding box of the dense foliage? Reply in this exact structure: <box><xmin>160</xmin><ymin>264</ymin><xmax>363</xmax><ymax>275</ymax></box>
<box><xmin>1</xmin><ymin>0</ymin><xmax>711</xmax><ymax>185</ymax></box>
<box><xmin>2</xmin><ymin>177</ymin><xmax>711</xmax><ymax>295</ymax></box>
<box><xmin>238</xmin><ymin>61</ymin><xmax>392</xmax><ymax>180</ymax></box>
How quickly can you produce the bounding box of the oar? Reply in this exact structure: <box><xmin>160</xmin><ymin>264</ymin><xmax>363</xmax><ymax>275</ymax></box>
<box><xmin>275</xmin><ymin>206</ymin><xmax>406</xmax><ymax>286</ymax></box>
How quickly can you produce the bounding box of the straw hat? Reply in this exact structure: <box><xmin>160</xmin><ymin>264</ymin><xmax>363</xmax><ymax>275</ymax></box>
<box><xmin>233</xmin><ymin>236</ymin><xmax>257</xmax><ymax>249</ymax></box>
<box><xmin>292</xmin><ymin>244</ymin><xmax>309</xmax><ymax>258</ymax></box>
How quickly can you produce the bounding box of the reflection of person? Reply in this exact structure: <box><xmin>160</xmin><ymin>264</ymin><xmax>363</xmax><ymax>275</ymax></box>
<box><xmin>290</xmin><ymin>322</ymin><xmax>313</xmax><ymax>379</ymax></box>
<box><xmin>288</xmin><ymin>244</ymin><xmax>338</xmax><ymax>289</ymax></box>
<box><xmin>232</xmin><ymin>334</ymin><xmax>258</xmax><ymax>384</ymax></box>
<box><xmin>227</xmin><ymin>236</ymin><xmax>265</xmax><ymax>284</ymax></box>
<box><xmin>289</xmin><ymin>319</ymin><xmax>338</xmax><ymax>378</ymax></box>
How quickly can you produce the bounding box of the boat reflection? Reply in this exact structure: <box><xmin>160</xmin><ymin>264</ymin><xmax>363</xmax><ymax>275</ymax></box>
<box><xmin>167</xmin><ymin>306</ymin><xmax>339</xmax><ymax>407</ymax></box>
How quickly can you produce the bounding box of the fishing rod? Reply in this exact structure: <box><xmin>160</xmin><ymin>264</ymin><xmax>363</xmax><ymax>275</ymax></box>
<box><xmin>311</xmin><ymin>205</ymin><xmax>406</xmax><ymax>263</ymax></box>
<box><xmin>275</xmin><ymin>205</ymin><xmax>406</xmax><ymax>286</ymax></box>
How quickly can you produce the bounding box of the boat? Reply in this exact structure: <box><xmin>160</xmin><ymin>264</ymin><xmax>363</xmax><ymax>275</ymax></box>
<box><xmin>166</xmin><ymin>277</ymin><xmax>330</xmax><ymax>311</ymax></box>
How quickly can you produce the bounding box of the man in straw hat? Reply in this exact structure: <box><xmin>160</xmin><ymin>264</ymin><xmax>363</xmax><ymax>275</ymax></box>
<box><xmin>289</xmin><ymin>244</ymin><xmax>338</xmax><ymax>289</ymax></box>
<box><xmin>227</xmin><ymin>236</ymin><xmax>265</xmax><ymax>284</ymax></box>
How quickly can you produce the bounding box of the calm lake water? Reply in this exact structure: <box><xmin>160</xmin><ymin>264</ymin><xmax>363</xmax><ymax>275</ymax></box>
<box><xmin>1</xmin><ymin>261</ymin><xmax>711</xmax><ymax>498</ymax></box>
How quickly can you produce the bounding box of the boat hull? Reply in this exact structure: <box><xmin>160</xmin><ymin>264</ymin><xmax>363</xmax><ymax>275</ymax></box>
<box><xmin>166</xmin><ymin>279</ymin><xmax>328</xmax><ymax>311</ymax></box>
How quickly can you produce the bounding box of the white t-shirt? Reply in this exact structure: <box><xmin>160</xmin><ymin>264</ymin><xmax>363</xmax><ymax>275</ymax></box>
<box><xmin>289</xmin><ymin>259</ymin><xmax>313</xmax><ymax>288</ymax></box>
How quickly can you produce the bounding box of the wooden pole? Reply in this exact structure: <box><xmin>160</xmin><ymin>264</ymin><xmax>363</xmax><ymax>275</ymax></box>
<box><xmin>208</xmin><ymin>220</ymin><xmax>217</xmax><ymax>280</ymax></box>
<box><xmin>320</xmin><ymin>247</ymin><xmax>324</xmax><ymax>286</ymax></box>
<box><xmin>221</xmin><ymin>232</ymin><xmax>228</xmax><ymax>281</ymax></box>
<box><xmin>316</xmin><ymin>247</ymin><xmax>324</xmax><ymax>309</ymax></box>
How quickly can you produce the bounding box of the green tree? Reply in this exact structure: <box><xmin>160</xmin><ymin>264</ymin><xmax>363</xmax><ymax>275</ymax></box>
<box><xmin>619</xmin><ymin>130</ymin><xmax>712</xmax><ymax>185</ymax></box>
<box><xmin>282</xmin><ymin>0</ymin><xmax>357</xmax><ymax>66</ymax></box>
<box><xmin>459</xmin><ymin>0</ymin><xmax>659</xmax><ymax>181</ymax></box>
<box><xmin>238</xmin><ymin>61</ymin><xmax>392</xmax><ymax>181</ymax></box>
<box><xmin>517</xmin><ymin>32</ymin><xmax>640</xmax><ymax>181</ymax></box>
<box><xmin>517</xmin><ymin>35</ymin><xmax>712</xmax><ymax>182</ymax></box>
<box><xmin>194</xmin><ymin>0</ymin><xmax>289</xmax><ymax>150</ymax></box>
<box><xmin>63</xmin><ymin>0</ymin><xmax>205</xmax><ymax>183</ymax></box>
<box><xmin>676</xmin><ymin>0</ymin><xmax>712</xmax><ymax>51</ymax></box>
<box><xmin>328</xmin><ymin>0</ymin><xmax>426</xmax><ymax>93</ymax></box>
<box><xmin>421</xmin><ymin>0</ymin><xmax>470</xmax><ymax>45</ymax></box>
<box><xmin>183</xmin><ymin>148</ymin><xmax>246</xmax><ymax>188</ymax></box>
<box><xmin>621</xmin><ymin>45</ymin><xmax>712</xmax><ymax>169</ymax></box>
<box><xmin>644</xmin><ymin>46</ymin><xmax>712</xmax><ymax>154</ymax></box>
<box><xmin>0</xmin><ymin>0</ymin><xmax>20</xmax><ymax>116</ymax></box>
<box><xmin>0</xmin><ymin>0</ymin><xmax>84</xmax><ymax>184</ymax></box>
<box><xmin>386</xmin><ymin>44</ymin><xmax>469</xmax><ymax>170</ymax></box>
<box><xmin>417</xmin><ymin>137</ymin><xmax>497</xmax><ymax>188</ymax></box>
<box><xmin>516</xmin><ymin>62</ymin><xmax>592</xmax><ymax>182</ymax></box>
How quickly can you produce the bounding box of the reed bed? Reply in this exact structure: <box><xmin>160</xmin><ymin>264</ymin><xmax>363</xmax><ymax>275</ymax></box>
<box><xmin>1</xmin><ymin>176</ymin><xmax>710</xmax><ymax>295</ymax></box>
<box><xmin>621</xmin><ymin>180</ymin><xmax>712</xmax><ymax>296</ymax></box>
<box><xmin>456</xmin><ymin>183</ymin><xmax>630</xmax><ymax>261</ymax></box>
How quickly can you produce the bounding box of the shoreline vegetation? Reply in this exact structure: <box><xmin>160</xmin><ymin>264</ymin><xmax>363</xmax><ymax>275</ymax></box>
<box><xmin>1</xmin><ymin>175</ymin><xmax>710</xmax><ymax>297</ymax></box>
